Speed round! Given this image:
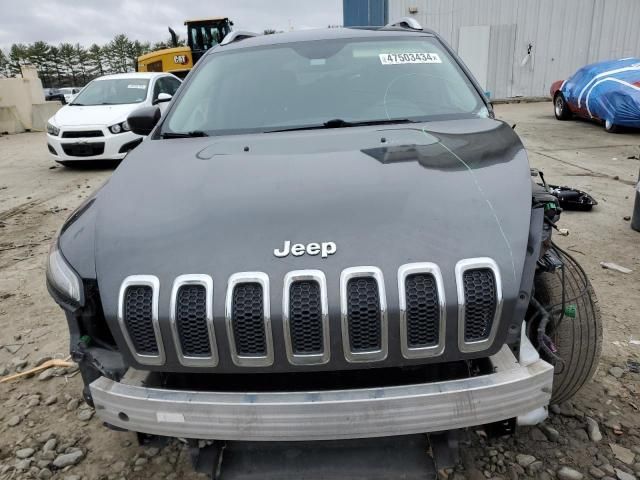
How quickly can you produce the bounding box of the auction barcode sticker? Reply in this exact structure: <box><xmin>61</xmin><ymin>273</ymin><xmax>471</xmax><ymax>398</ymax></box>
<box><xmin>379</xmin><ymin>52</ymin><xmax>442</xmax><ymax>65</ymax></box>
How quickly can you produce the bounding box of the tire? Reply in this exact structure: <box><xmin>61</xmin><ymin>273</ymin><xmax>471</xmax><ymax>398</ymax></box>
<box><xmin>533</xmin><ymin>259</ymin><xmax>602</xmax><ymax>404</ymax></box>
<box><xmin>604</xmin><ymin>119</ymin><xmax>620</xmax><ymax>133</ymax></box>
<box><xmin>553</xmin><ymin>93</ymin><xmax>572</xmax><ymax>120</ymax></box>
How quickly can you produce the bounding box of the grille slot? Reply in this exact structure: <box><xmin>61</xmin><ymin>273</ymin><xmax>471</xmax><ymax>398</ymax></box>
<box><xmin>341</xmin><ymin>267</ymin><xmax>387</xmax><ymax>362</ymax></box>
<box><xmin>226</xmin><ymin>272</ymin><xmax>273</xmax><ymax>367</ymax></box>
<box><xmin>124</xmin><ymin>286</ymin><xmax>157</xmax><ymax>355</ymax></box>
<box><xmin>118</xmin><ymin>275</ymin><xmax>164</xmax><ymax>365</ymax></box>
<box><xmin>176</xmin><ymin>286</ymin><xmax>209</xmax><ymax>355</ymax></box>
<box><xmin>405</xmin><ymin>273</ymin><xmax>440</xmax><ymax>348</ymax></box>
<box><xmin>347</xmin><ymin>277</ymin><xmax>381</xmax><ymax>352</ymax></box>
<box><xmin>232</xmin><ymin>283</ymin><xmax>266</xmax><ymax>356</ymax></box>
<box><xmin>463</xmin><ymin>268</ymin><xmax>497</xmax><ymax>341</ymax></box>
<box><xmin>289</xmin><ymin>280</ymin><xmax>323</xmax><ymax>354</ymax></box>
<box><xmin>456</xmin><ymin>258</ymin><xmax>503</xmax><ymax>353</ymax></box>
<box><xmin>283</xmin><ymin>271</ymin><xmax>329</xmax><ymax>365</ymax></box>
<box><xmin>170</xmin><ymin>275</ymin><xmax>217</xmax><ymax>366</ymax></box>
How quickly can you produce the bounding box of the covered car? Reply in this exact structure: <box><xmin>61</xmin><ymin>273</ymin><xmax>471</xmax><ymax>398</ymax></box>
<box><xmin>550</xmin><ymin>57</ymin><xmax>640</xmax><ymax>132</ymax></box>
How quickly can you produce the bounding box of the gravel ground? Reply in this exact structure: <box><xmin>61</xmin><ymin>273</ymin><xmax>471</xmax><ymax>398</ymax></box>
<box><xmin>0</xmin><ymin>102</ymin><xmax>639</xmax><ymax>480</ymax></box>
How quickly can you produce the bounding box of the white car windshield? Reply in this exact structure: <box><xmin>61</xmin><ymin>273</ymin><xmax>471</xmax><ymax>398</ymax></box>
<box><xmin>163</xmin><ymin>37</ymin><xmax>487</xmax><ymax>136</ymax></box>
<box><xmin>71</xmin><ymin>79</ymin><xmax>150</xmax><ymax>106</ymax></box>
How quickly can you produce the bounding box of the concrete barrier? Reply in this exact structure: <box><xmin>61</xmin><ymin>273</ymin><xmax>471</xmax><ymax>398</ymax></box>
<box><xmin>0</xmin><ymin>66</ymin><xmax>62</xmax><ymax>133</ymax></box>
<box><xmin>32</xmin><ymin>102</ymin><xmax>62</xmax><ymax>131</ymax></box>
<box><xmin>0</xmin><ymin>106</ymin><xmax>25</xmax><ymax>134</ymax></box>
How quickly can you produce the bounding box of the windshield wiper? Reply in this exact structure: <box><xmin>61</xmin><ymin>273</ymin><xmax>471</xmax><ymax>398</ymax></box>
<box><xmin>161</xmin><ymin>130</ymin><xmax>209</xmax><ymax>139</ymax></box>
<box><xmin>266</xmin><ymin>118</ymin><xmax>417</xmax><ymax>133</ymax></box>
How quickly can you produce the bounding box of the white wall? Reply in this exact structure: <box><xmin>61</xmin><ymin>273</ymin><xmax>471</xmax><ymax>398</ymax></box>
<box><xmin>389</xmin><ymin>0</ymin><xmax>640</xmax><ymax>98</ymax></box>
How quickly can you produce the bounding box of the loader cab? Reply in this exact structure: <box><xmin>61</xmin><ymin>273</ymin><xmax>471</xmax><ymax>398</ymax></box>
<box><xmin>186</xmin><ymin>18</ymin><xmax>233</xmax><ymax>64</ymax></box>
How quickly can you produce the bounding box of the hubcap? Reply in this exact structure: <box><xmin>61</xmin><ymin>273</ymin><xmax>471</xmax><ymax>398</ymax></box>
<box><xmin>605</xmin><ymin>119</ymin><xmax>613</xmax><ymax>130</ymax></box>
<box><xmin>555</xmin><ymin>97</ymin><xmax>563</xmax><ymax>116</ymax></box>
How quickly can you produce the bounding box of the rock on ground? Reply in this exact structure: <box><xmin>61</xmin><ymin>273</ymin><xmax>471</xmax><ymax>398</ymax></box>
<box><xmin>516</xmin><ymin>454</ymin><xmax>537</xmax><ymax>467</ymax></box>
<box><xmin>611</xmin><ymin>444</ymin><xmax>636</xmax><ymax>465</ymax></box>
<box><xmin>586</xmin><ymin>417</ymin><xmax>603</xmax><ymax>442</ymax></box>
<box><xmin>15</xmin><ymin>448</ymin><xmax>35</xmax><ymax>459</ymax></box>
<box><xmin>52</xmin><ymin>450</ymin><xmax>84</xmax><ymax>468</ymax></box>
<box><xmin>615</xmin><ymin>470</ymin><xmax>637</xmax><ymax>480</ymax></box>
<box><xmin>557</xmin><ymin>466</ymin><xmax>584</xmax><ymax>480</ymax></box>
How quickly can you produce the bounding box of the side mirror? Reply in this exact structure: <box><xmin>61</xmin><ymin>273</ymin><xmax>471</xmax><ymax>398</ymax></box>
<box><xmin>153</xmin><ymin>92</ymin><xmax>173</xmax><ymax>105</ymax></box>
<box><xmin>128</xmin><ymin>106</ymin><xmax>161</xmax><ymax>136</ymax></box>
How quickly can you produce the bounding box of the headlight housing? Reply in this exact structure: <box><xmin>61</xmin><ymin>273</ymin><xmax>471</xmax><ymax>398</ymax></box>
<box><xmin>47</xmin><ymin>122</ymin><xmax>60</xmax><ymax>136</ymax></box>
<box><xmin>109</xmin><ymin>121</ymin><xmax>131</xmax><ymax>134</ymax></box>
<box><xmin>46</xmin><ymin>238</ymin><xmax>83</xmax><ymax>306</ymax></box>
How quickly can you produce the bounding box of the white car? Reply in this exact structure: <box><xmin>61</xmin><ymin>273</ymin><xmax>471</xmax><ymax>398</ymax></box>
<box><xmin>46</xmin><ymin>73</ymin><xmax>181</xmax><ymax>165</ymax></box>
<box><xmin>58</xmin><ymin>87</ymin><xmax>82</xmax><ymax>104</ymax></box>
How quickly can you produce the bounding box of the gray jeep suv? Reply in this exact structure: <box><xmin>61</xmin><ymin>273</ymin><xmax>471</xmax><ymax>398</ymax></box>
<box><xmin>46</xmin><ymin>19</ymin><xmax>601</xmax><ymax>472</ymax></box>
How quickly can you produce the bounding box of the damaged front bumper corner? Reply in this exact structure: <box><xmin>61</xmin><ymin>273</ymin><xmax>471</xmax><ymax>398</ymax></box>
<box><xmin>89</xmin><ymin>345</ymin><xmax>554</xmax><ymax>441</ymax></box>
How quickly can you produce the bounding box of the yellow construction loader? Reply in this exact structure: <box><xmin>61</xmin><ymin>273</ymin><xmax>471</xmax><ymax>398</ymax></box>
<box><xmin>138</xmin><ymin>17</ymin><xmax>233</xmax><ymax>78</ymax></box>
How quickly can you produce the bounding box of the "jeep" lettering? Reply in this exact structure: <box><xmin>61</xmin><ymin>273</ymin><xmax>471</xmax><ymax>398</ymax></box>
<box><xmin>273</xmin><ymin>241</ymin><xmax>337</xmax><ymax>259</ymax></box>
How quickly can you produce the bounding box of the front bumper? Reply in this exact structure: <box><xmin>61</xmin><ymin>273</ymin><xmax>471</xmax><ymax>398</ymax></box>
<box><xmin>47</xmin><ymin>127</ymin><xmax>142</xmax><ymax>162</ymax></box>
<box><xmin>90</xmin><ymin>346</ymin><xmax>554</xmax><ymax>441</ymax></box>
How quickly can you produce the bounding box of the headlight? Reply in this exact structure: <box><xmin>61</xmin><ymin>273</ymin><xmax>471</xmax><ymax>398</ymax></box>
<box><xmin>46</xmin><ymin>239</ymin><xmax>82</xmax><ymax>305</ymax></box>
<box><xmin>109</xmin><ymin>121</ymin><xmax>131</xmax><ymax>134</ymax></box>
<box><xmin>47</xmin><ymin>122</ymin><xmax>60</xmax><ymax>136</ymax></box>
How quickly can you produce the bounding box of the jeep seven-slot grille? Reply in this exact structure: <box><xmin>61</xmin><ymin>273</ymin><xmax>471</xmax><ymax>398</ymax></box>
<box><xmin>123</xmin><ymin>286</ymin><xmax>158</xmax><ymax>355</ymax></box>
<box><xmin>405</xmin><ymin>273</ymin><xmax>439</xmax><ymax>348</ymax></box>
<box><xmin>118</xmin><ymin>261</ymin><xmax>502</xmax><ymax>366</ymax></box>
<box><xmin>463</xmin><ymin>268</ymin><xmax>497</xmax><ymax>342</ymax></box>
<box><xmin>231</xmin><ymin>283</ymin><xmax>266</xmax><ymax>356</ymax></box>
<box><xmin>346</xmin><ymin>277</ymin><xmax>382</xmax><ymax>352</ymax></box>
<box><xmin>176</xmin><ymin>285</ymin><xmax>211</xmax><ymax>357</ymax></box>
<box><xmin>289</xmin><ymin>280</ymin><xmax>323</xmax><ymax>354</ymax></box>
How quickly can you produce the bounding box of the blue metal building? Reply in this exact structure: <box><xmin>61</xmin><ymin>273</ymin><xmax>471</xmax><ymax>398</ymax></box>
<box><xmin>343</xmin><ymin>0</ymin><xmax>388</xmax><ymax>27</ymax></box>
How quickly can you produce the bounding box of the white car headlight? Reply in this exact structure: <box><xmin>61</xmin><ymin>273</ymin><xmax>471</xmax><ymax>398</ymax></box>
<box><xmin>47</xmin><ymin>122</ymin><xmax>60</xmax><ymax>136</ymax></box>
<box><xmin>109</xmin><ymin>121</ymin><xmax>132</xmax><ymax>134</ymax></box>
<box><xmin>46</xmin><ymin>239</ymin><xmax>82</xmax><ymax>305</ymax></box>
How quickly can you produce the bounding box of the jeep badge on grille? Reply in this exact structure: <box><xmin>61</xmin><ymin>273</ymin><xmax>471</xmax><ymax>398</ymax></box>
<box><xmin>273</xmin><ymin>241</ymin><xmax>337</xmax><ymax>258</ymax></box>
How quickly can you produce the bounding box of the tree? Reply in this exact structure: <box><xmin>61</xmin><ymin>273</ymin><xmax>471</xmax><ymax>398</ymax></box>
<box><xmin>263</xmin><ymin>29</ymin><xmax>278</xmax><ymax>35</ymax></box>
<box><xmin>130</xmin><ymin>40</ymin><xmax>151</xmax><ymax>71</ymax></box>
<box><xmin>9</xmin><ymin>43</ymin><xmax>28</xmax><ymax>76</ymax></box>
<box><xmin>46</xmin><ymin>46</ymin><xmax>64</xmax><ymax>86</ymax></box>
<box><xmin>152</xmin><ymin>33</ymin><xmax>186</xmax><ymax>52</ymax></box>
<box><xmin>106</xmin><ymin>34</ymin><xmax>133</xmax><ymax>73</ymax></box>
<box><xmin>58</xmin><ymin>43</ymin><xmax>79</xmax><ymax>85</ymax></box>
<box><xmin>74</xmin><ymin>43</ymin><xmax>90</xmax><ymax>84</ymax></box>
<box><xmin>0</xmin><ymin>49</ymin><xmax>9</xmax><ymax>77</ymax></box>
<box><xmin>27</xmin><ymin>41</ymin><xmax>52</xmax><ymax>86</ymax></box>
<box><xmin>88</xmin><ymin>44</ymin><xmax>106</xmax><ymax>77</ymax></box>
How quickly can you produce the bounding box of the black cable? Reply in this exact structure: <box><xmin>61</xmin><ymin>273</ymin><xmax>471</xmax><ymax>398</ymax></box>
<box><xmin>530</xmin><ymin>297</ymin><xmax>565</xmax><ymax>367</ymax></box>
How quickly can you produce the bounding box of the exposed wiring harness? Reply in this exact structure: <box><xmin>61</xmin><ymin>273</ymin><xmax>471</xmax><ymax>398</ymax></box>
<box><xmin>530</xmin><ymin>241</ymin><xmax>591</xmax><ymax>369</ymax></box>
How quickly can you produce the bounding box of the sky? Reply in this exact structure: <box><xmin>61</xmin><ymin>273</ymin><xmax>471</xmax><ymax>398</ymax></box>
<box><xmin>0</xmin><ymin>0</ymin><xmax>343</xmax><ymax>52</ymax></box>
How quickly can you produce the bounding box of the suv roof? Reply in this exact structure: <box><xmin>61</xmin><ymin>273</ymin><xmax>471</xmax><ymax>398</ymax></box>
<box><xmin>215</xmin><ymin>26</ymin><xmax>437</xmax><ymax>53</ymax></box>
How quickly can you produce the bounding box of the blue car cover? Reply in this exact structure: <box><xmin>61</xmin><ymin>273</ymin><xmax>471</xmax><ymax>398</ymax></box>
<box><xmin>560</xmin><ymin>58</ymin><xmax>640</xmax><ymax>128</ymax></box>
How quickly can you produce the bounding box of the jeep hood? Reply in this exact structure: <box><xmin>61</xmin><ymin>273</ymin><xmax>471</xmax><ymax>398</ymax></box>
<box><xmin>65</xmin><ymin>118</ymin><xmax>533</xmax><ymax>366</ymax></box>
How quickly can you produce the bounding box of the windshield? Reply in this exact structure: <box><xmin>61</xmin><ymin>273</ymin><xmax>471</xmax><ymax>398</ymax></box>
<box><xmin>163</xmin><ymin>37</ymin><xmax>487</xmax><ymax>136</ymax></box>
<box><xmin>71</xmin><ymin>79</ymin><xmax>149</xmax><ymax>106</ymax></box>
